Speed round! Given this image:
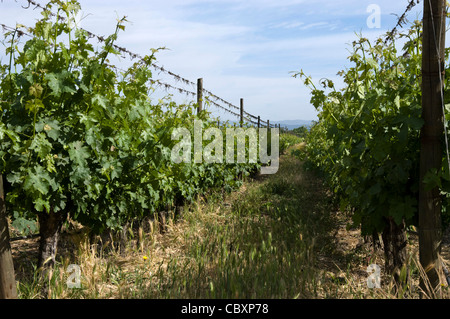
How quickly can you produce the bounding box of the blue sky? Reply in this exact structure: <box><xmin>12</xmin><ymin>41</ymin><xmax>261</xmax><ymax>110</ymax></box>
<box><xmin>0</xmin><ymin>0</ymin><xmax>424</xmax><ymax>122</ymax></box>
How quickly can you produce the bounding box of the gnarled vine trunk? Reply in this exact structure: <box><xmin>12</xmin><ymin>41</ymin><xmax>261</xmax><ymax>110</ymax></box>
<box><xmin>382</xmin><ymin>217</ymin><xmax>408</xmax><ymax>287</ymax></box>
<box><xmin>37</xmin><ymin>210</ymin><xmax>67</xmax><ymax>271</ymax></box>
<box><xmin>37</xmin><ymin>209</ymin><xmax>67</xmax><ymax>298</ymax></box>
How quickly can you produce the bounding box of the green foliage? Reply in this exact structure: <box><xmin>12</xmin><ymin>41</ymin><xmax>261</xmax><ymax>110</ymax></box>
<box><xmin>279</xmin><ymin>133</ymin><xmax>302</xmax><ymax>154</ymax></box>
<box><xmin>0</xmin><ymin>0</ymin><xmax>260</xmax><ymax>234</ymax></box>
<box><xmin>10</xmin><ymin>216</ymin><xmax>38</xmax><ymax>237</ymax></box>
<box><xmin>295</xmin><ymin>20</ymin><xmax>450</xmax><ymax>235</ymax></box>
<box><xmin>289</xmin><ymin>126</ymin><xmax>309</xmax><ymax>139</ymax></box>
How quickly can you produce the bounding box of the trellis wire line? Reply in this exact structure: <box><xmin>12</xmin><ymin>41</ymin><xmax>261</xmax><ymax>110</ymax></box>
<box><xmin>0</xmin><ymin>23</ymin><xmax>255</xmax><ymax>124</ymax></box>
<box><xmin>0</xmin><ymin>23</ymin><xmax>251</xmax><ymax>123</ymax></box>
<box><xmin>150</xmin><ymin>80</ymin><xmax>196</xmax><ymax>97</ymax></box>
<box><xmin>204</xmin><ymin>97</ymin><xmax>275</xmax><ymax>128</ymax></box>
<box><xmin>384</xmin><ymin>0</ymin><xmax>420</xmax><ymax>44</ymax></box>
<box><xmin>203</xmin><ymin>89</ymin><xmax>240</xmax><ymax>111</ymax></box>
<box><xmin>102</xmin><ymin>61</ymin><xmax>248</xmax><ymax>120</ymax></box>
<box><xmin>2</xmin><ymin>0</ymin><xmax>272</xmax><ymax>126</ymax></box>
<box><xmin>0</xmin><ymin>2</ymin><xmax>193</xmax><ymax>84</ymax></box>
<box><xmin>243</xmin><ymin>116</ymin><xmax>259</xmax><ymax>127</ymax></box>
<box><xmin>9</xmin><ymin>0</ymin><xmax>255</xmax><ymax>117</ymax></box>
<box><xmin>244</xmin><ymin>111</ymin><xmax>259</xmax><ymax>120</ymax></box>
<box><xmin>0</xmin><ymin>24</ymin><xmax>197</xmax><ymax>101</ymax></box>
<box><xmin>7</xmin><ymin>0</ymin><xmax>243</xmax><ymax>113</ymax></box>
<box><xmin>0</xmin><ymin>23</ymin><xmax>32</xmax><ymax>37</ymax></box>
<box><xmin>204</xmin><ymin>97</ymin><xmax>241</xmax><ymax>118</ymax></box>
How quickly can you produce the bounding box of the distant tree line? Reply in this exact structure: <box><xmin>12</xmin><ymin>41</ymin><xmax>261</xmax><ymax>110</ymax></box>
<box><xmin>288</xmin><ymin>126</ymin><xmax>309</xmax><ymax>139</ymax></box>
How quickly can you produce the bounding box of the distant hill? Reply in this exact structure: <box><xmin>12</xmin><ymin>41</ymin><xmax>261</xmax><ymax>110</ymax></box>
<box><xmin>221</xmin><ymin>119</ymin><xmax>315</xmax><ymax>130</ymax></box>
<box><xmin>274</xmin><ymin>119</ymin><xmax>315</xmax><ymax>131</ymax></box>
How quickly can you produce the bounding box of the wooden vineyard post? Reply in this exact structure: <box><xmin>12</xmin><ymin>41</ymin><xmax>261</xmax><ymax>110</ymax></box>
<box><xmin>0</xmin><ymin>174</ymin><xmax>17</xmax><ymax>299</ymax></box>
<box><xmin>197</xmin><ymin>78</ymin><xmax>203</xmax><ymax>115</ymax></box>
<box><xmin>240</xmin><ymin>98</ymin><xmax>244</xmax><ymax>127</ymax></box>
<box><xmin>258</xmin><ymin>116</ymin><xmax>261</xmax><ymax>129</ymax></box>
<box><xmin>419</xmin><ymin>0</ymin><xmax>446</xmax><ymax>295</ymax></box>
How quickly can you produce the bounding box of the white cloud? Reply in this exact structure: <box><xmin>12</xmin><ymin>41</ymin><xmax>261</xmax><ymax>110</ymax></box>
<box><xmin>269</xmin><ymin>22</ymin><xmax>305</xmax><ymax>30</ymax></box>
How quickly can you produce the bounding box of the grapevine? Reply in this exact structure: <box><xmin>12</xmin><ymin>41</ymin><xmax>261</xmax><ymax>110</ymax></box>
<box><xmin>0</xmin><ymin>0</ymin><xmax>262</xmax><ymax>270</ymax></box>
